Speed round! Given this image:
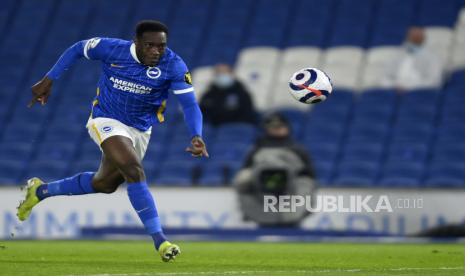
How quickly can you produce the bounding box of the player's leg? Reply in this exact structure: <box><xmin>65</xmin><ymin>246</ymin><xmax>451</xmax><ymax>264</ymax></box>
<box><xmin>91</xmin><ymin>154</ymin><xmax>125</xmax><ymax>193</ymax></box>
<box><xmin>16</xmin><ymin>153</ymin><xmax>125</xmax><ymax>221</ymax></box>
<box><xmin>101</xmin><ymin>135</ymin><xmax>179</xmax><ymax>261</ymax></box>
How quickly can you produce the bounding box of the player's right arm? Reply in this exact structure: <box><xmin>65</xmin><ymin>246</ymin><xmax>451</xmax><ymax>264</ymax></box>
<box><xmin>29</xmin><ymin>38</ymin><xmax>108</xmax><ymax>107</ymax></box>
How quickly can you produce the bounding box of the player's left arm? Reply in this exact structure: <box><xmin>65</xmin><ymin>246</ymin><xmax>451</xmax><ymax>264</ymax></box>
<box><xmin>170</xmin><ymin>58</ymin><xmax>209</xmax><ymax>158</ymax></box>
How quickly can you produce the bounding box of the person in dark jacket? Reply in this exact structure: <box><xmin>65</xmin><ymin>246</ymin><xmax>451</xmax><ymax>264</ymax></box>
<box><xmin>234</xmin><ymin>112</ymin><xmax>316</xmax><ymax>227</ymax></box>
<box><xmin>200</xmin><ymin>63</ymin><xmax>257</xmax><ymax>126</ymax></box>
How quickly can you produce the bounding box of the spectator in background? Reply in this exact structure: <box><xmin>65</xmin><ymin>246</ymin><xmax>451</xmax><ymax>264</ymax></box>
<box><xmin>382</xmin><ymin>27</ymin><xmax>444</xmax><ymax>91</ymax></box>
<box><xmin>200</xmin><ymin>63</ymin><xmax>257</xmax><ymax>126</ymax></box>
<box><xmin>234</xmin><ymin>113</ymin><xmax>316</xmax><ymax>227</ymax></box>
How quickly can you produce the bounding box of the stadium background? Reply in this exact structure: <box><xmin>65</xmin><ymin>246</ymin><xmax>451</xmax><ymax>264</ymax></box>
<box><xmin>0</xmin><ymin>0</ymin><xmax>465</xmax><ymax>240</ymax></box>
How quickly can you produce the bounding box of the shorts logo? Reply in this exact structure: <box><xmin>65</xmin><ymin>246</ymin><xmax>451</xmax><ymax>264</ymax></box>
<box><xmin>101</xmin><ymin>126</ymin><xmax>113</xmax><ymax>133</ymax></box>
<box><xmin>146</xmin><ymin>67</ymin><xmax>161</xmax><ymax>79</ymax></box>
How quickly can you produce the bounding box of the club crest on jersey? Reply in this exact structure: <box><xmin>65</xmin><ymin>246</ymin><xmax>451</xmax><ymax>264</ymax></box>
<box><xmin>101</xmin><ymin>126</ymin><xmax>113</xmax><ymax>133</ymax></box>
<box><xmin>146</xmin><ymin>67</ymin><xmax>161</xmax><ymax>79</ymax></box>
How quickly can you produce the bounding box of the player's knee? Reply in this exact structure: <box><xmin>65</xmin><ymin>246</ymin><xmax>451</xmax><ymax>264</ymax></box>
<box><xmin>119</xmin><ymin>162</ymin><xmax>145</xmax><ymax>183</ymax></box>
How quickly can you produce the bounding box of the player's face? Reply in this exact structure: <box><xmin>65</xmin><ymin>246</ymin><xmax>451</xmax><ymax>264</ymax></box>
<box><xmin>135</xmin><ymin>32</ymin><xmax>167</xmax><ymax>67</ymax></box>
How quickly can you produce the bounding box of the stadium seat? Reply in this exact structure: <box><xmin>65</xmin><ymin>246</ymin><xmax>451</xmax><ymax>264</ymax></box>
<box><xmin>155</xmin><ymin>161</ymin><xmax>198</xmax><ymax>186</ymax></box>
<box><xmin>306</xmin><ymin>143</ymin><xmax>340</xmax><ymax>164</ymax></box>
<box><xmin>391</xmin><ymin>123</ymin><xmax>435</xmax><ymax>143</ymax></box>
<box><xmin>199</xmin><ymin>159</ymin><xmax>242</xmax><ymax>186</ymax></box>
<box><xmin>192</xmin><ymin>66</ymin><xmax>214</xmax><ymax>99</ymax></box>
<box><xmin>436</xmin><ymin>122</ymin><xmax>465</xmax><ymax>143</ymax></box>
<box><xmin>424</xmin><ymin>27</ymin><xmax>454</xmax><ymax>64</ymax></box>
<box><xmin>432</xmin><ymin>142</ymin><xmax>465</xmax><ymax>162</ymax></box>
<box><xmin>351</xmin><ymin>103</ymin><xmax>395</xmax><ymax>125</ymax></box>
<box><xmin>1</xmin><ymin>124</ymin><xmax>42</xmax><ymax>143</ymax></box>
<box><xmin>235</xmin><ymin>47</ymin><xmax>280</xmax><ymax>110</ymax></box>
<box><xmin>0</xmin><ymin>142</ymin><xmax>33</xmax><ymax>163</ymax></box>
<box><xmin>216</xmin><ymin>123</ymin><xmax>257</xmax><ymax>144</ymax></box>
<box><xmin>450</xmin><ymin>26</ymin><xmax>465</xmax><ymax>71</ymax></box>
<box><xmin>321</xmin><ymin>47</ymin><xmax>364</xmax><ymax>90</ymax></box>
<box><xmin>286</xmin><ymin>0</ymin><xmax>334</xmax><ymax>47</ymax></box>
<box><xmin>25</xmin><ymin>160</ymin><xmax>69</xmax><ymax>183</ymax></box>
<box><xmin>273</xmin><ymin>109</ymin><xmax>306</xmax><ymax>137</ymax></box>
<box><xmin>360</xmin><ymin>47</ymin><xmax>403</xmax><ymax>89</ymax></box>
<box><xmin>425</xmin><ymin>162</ymin><xmax>465</xmax><ymax>187</ymax></box>
<box><xmin>312</xmin><ymin>160</ymin><xmax>334</xmax><ymax>186</ymax></box>
<box><xmin>370</xmin><ymin>0</ymin><xmax>416</xmax><ymax>45</ymax></box>
<box><xmin>304</xmin><ymin>123</ymin><xmax>346</xmax><ymax>145</ymax></box>
<box><xmin>333</xmin><ymin>160</ymin><xmax>380</xmax><ymax>187</ymax></box>
<box><xmin>346</xmin><ymin>123</ymin><xmax>390</xmax><ymax>144</ymax></box>
<box><xmin>0</xmin><ymin>160</ymin><xmax>25</xmax><ymax>185</ymax></box>
<box><xmin>340</xmin><ymin>142</ymin><xmax>384</xmax><ymax>163</ymax></box>
<box><xmin>243</xmin><ymin>0</ymin><xmax>292</xmax><ymax>47</ymax></box>
<box><xmin>33</xmin><ymin>142</ymin><xmax>78</xmax><ymax>163</ymax></box>
<box><xmin>417</xmin><ymin>0</ymin><xmax>460</xmax><ymax>27</ymax></box>
<box><xmin>386</xmin><ymin>142</ymin><xmax>430</xmax><ymax>163</ymax></box>
<box><xmin>378</xmin><ymin>162</ymin><xmax>425</xmax><ymax>187</ymax></box>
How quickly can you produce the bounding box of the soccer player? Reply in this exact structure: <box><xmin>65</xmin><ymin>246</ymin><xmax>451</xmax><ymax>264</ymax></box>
<box><xmin>16</xmin><ymin>20</ymin><xmax>208</xmax><ymax>262</ymax></box>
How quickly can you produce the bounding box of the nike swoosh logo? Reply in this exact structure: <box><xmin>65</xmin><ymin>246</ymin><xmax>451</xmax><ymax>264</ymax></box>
<box><xmin>136</xmin><ymin>207</ymin><xmax>150</xmax><ymax>213</ymax></box>
<box><xmin>111</xmin><ymin>64</ymin><xmax>124</xmax><ymax>68</ymax></box>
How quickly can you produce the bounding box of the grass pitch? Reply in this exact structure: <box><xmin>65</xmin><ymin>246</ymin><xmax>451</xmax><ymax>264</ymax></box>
<box><xmin>0</xmin><ymin>240</ymin><xmax>464</xmax><ymax>275</ymax></box>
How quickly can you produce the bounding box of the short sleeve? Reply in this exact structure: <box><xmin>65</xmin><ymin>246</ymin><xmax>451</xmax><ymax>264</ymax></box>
<box><xmin>169</xmin><ymin>56</ymin><xmax>194</xmax><ymax>94</ymax></box>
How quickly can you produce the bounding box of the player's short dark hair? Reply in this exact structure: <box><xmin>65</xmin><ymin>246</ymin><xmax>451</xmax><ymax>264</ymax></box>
<box><xmin>136</xmin><ymin>20</ymin><xmax>169</xmax><ymax>38</ymax></box>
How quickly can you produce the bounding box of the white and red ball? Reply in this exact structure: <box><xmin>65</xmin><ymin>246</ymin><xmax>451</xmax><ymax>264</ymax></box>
<box><xmin>288</xmin><ymin>68</ymin><xmax>333</xmax><ymax>104</ymax></box>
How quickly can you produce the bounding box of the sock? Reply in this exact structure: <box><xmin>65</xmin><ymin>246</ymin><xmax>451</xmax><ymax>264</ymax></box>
<box><xmin>36</xmin><ymin>172</ymin><xmax>96</xmax><ymax>200</ymax></box>
<box><xmin>127</xmin><ymin>181</ymin><xmax>167</xmax><ymax>250</ymax></box>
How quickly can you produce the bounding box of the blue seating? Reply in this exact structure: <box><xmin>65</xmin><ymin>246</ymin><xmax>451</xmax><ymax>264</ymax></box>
<box><xmin>432</xmin><ymin>143</ymin><xmax>465</xmax><ymax>162</ymax></box>
<box><xmin>199</xmin><ymin>160</ymin><xmax>242</xmax><ymax>186</ymax></box>
<box><xmin>0</xmin><ymin>142</ymin><xmax>33</xmax><ymax>163</ymax></box>
<box><xmin>155</xmin><ymin>161</ymin><xmax>196</xmax><ymax>186</ymax></box>
<box><xmin>1</xmin><ymin>124</ymin><xmax>41</xmax><ymax>143</ymax></box>
<box><xmin>436</xmin><ymin>123</ymin><xmax>465</xmax><ymax>143</ymax></box>
<box><xmin>391</xmin><ymin>123</ymin><xmax>434</xmax><ymax>143</ymax></box>
<box><xmin>386</xmin><ymin>142</ymin><xmax>429</xmax><ymax>163</ymax></box>
<box><xmin>286</xmin><ymin>0</ymin><xmax>334</xmax><ymax>47</ymax></box>
<box><xmin>312</xmin><ymin>160</ymin><xmax>334</xmax><ymax>186</ymax></box>
<box><xmin>417</xmin><ymin>0</ymin><xmax>460</xmax><ymax>27</ymax></box>
<box><xmin>216</xmin><ymin>123</ymin><xmax>257</xmax><ymax>144</ymax></box>
<box><xmin>370</xmin><ymin>0</ymin><xmax>416</xmax><ymax>46</ymax></box>
<box><xmin>243</xmin><ymin>0</ymin><xmax>293</xmax><ymax>47</ymax></box>
<box><xmin>0</xmin><ymin>160</ymin><xmax>25</xmax><ymax>185</ymax></box>
<box><xmin>25</xmin><ymin>160</ymin><xmax>69</xmax><ymax>183</ymax></box>
<box><xmin>328</xmin><ymin>0</ymin><xmax>376</xmax><ymax>47</ymax></box>
<box><xmin>1</xmin><ymin>0</ymin><xmax>465</xmax><ymax>189</ymax></box>
<box><xmin>341</xmin><ymin>142</ymin><xmax>384</xmax><ymax>163</ymax></box>
<box><xmin>347</xmin><ymin>122</ymin><xmax>390</xmax><ymax>143</ymax></box>
<box><xmin>333</xmin><ymin>160</ymin><xmax>380</xmax><ymax>187</ymax></box>
<box><xmin>378</xmin><ymin>162</ymin><xmax>425</xmax><ymax>187</ymax></box>
<box><xmin>304</xmin><ymin>123</ymin><xmax>345</xmax><ymax>144</ymax></box>
<box><xmin>425</xmin><ymin>162</ymin><xmax>465</xmax><ymax>187</ymax></box>
<box><xmin>307</xmin><ymin>143</ymin><xmax>339</xmax><ymax>163</ymax></box>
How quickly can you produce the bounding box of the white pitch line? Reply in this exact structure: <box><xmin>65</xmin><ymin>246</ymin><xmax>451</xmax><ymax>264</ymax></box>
<box><xmin>67</xmin><ymin>267</ymin><xmax>465</xmax><ymax>276</ymax></box>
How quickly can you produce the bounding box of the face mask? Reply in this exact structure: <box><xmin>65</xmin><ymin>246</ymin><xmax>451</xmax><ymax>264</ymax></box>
<box><xmin>405</xmin><ymin>42</ymin><xmax>421</xmax><ymax>53</ymax></box>
<box><xmin>214</xmin><ymin>74</ymin><xmax>234</xmax><ymax>88</ymax></box>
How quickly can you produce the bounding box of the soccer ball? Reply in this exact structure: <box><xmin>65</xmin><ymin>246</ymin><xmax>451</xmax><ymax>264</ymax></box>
<box><xmin>288</xmin><ymin>68</ymin><xmax>333</xmax><ymax>104</ymax></box>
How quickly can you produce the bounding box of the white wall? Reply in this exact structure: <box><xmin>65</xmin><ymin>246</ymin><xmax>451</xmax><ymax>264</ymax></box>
<box><xmin>1</xmin><ymin>187</ymin><xmax>464</xmax><ymax>239</ymax></box>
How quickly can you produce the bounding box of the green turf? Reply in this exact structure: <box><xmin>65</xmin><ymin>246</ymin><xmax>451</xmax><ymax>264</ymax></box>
<box><xmin>0</xmin><ymin>241</ymin><xmax>464</xmax><ymax>276</ymax></box>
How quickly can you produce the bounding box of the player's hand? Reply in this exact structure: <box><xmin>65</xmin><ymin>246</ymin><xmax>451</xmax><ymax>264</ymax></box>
<box><xmin>186</xmin><ymin>136</ymin><xmax>209</xmax><ymax>158</ymax></box>
<box><xmin>29</xmin><ymin>76</ymin><xmax>53</xmax><ymax>107</ymax></box>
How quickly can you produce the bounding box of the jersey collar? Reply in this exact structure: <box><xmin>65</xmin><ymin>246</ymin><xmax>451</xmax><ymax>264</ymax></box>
<box><xmin>130</xmin><ymin>43</ymin><xmax>141</xmax><ymax>64</ymax></box>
